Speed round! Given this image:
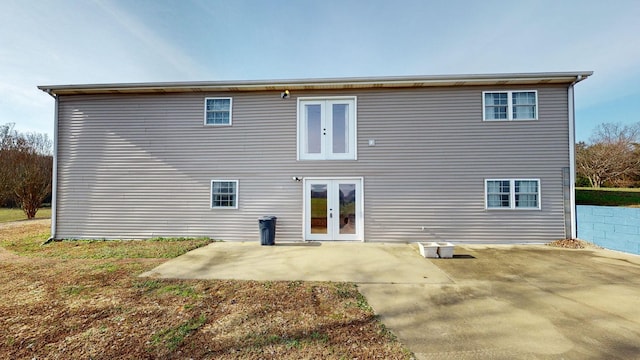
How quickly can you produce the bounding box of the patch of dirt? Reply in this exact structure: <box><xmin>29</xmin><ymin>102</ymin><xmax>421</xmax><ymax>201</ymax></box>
<box><xmin>0</xmin><ymin>246</ymin><xmax>21</xmax><ymax>261</ymax></box>
<box><xmin>547</xmin><ymin>238</ymin><xmax>601</xmax><ymax>249</ymax></box>
<box><xmin>0</xmin><ymin>218</ymin><xmax>50</xmax><ymax>231</ymax></box>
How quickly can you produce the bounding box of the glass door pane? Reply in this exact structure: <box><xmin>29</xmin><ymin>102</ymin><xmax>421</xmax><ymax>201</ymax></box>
<box><xmin>310</xmin><ymin>184</ymin><xmax>327</xmax><ymax>234</ymax></box>
<box><xmin>331</xmin><ymin>104</ymin><xmax>348</xmax><ymax>154</ymax></box>
<box><xmin>338</xmin><ymin>183</ymin><xmax>356</xmax><ymax>234</ymax></box>
<box><xmin>306</xmin><ymin>104</ymin><xmax>322</xmax><ymax>154</ymax></box>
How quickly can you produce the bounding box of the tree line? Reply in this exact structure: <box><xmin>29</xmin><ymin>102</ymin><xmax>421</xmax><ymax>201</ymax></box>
<box><xmin>0</xmin><ymin>123</ymin><xmax>53</xmax><ymax>218</ymax></box>
<box><xmin>576</xmin><ymin>122</ymin><xmax>640</xmax><ymax>188</ymax></box>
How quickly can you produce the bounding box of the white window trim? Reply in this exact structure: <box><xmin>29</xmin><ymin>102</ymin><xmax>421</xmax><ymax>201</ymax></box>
<box><xmin>297</xmin><ymin>96</ymin><xmax>357</xmax><ymax>161</ymax></box>
<box><xmin>485</xmin><ymin>178</ymin><xmax>541</xmax><ymax>210</ymax></box>
<box><xmin>482</xmin><ymin>90</ymin><xmax>538</xmax><ymax>121</ymax></box>
<box><xmin>204</xmin><ymin>97</ymin><xmax>233</xmax><ymax>126</ymax></box>
<box><xmin>210</xmin><ymin>179</ymin><xmax>239</xmax><ymax>209</ymax></box>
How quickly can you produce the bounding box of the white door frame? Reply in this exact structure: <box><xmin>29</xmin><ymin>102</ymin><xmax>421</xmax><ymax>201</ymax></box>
<box><xmin>302</xmin><ymin>177</ymin><xmax>364</xmax><ymax>241</ymax></box>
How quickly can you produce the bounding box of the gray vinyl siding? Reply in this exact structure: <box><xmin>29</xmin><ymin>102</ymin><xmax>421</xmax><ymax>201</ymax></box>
<box><xmin>55</xmin><ymin>85</ymin><xmax>569</xmax><ymax>243</ymax></box>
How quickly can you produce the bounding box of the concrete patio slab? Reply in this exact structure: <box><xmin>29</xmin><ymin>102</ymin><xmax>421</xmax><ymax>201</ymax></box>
<box><xmin>140</xmin><ymin>241</ymin><xmax>453</xmax><ymax>284</ymax></box>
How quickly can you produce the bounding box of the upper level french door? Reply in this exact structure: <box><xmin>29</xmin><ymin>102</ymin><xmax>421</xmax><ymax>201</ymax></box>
<box><xmin>304</xmin><ymin>178</ymin><xmax>363</xmax><ymax>241</ymax></box>
<box><xmin>298</xmin><ymin>97</ymin><xmax>356</xmax><ymax>160</ymax></box>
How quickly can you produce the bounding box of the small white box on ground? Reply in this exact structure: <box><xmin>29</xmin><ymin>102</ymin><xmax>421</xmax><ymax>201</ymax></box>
<box><xmin>418</xmin><ymin>242</ymin><xmax>439</xmax><ymax>258</ymax></box>
<box><xmin>436</xmin><ymin>242</ymin><xmax>455</xmax><ymax>258</ymax></box>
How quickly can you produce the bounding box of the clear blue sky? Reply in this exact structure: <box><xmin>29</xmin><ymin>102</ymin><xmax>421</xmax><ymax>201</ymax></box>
<box><xmin>1</xmin><ymin>0</ymin><xmax>639</xmax><ymax>142</ymax></box>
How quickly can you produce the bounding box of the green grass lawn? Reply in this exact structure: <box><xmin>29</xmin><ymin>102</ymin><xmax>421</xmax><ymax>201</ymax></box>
<box><xmin>0</xmin><ymin>219</ymin><xmax>214</xmax><ymax>259</ymax></box>
<box><xmin>576</xmin><ymin>187</ymin><xmax>640</xmax><ymax>207</ymax></box>
<box><xmin>0</xmin><ymin>207</ymin><xmax>51</xmax><ymax>223</ymax></box>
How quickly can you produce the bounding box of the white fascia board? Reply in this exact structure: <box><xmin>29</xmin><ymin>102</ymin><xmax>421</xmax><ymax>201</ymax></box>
<box><xmin>38</xmin><ymin>71</ymin><xmax>593</xmax><ymax>96</ymax></box>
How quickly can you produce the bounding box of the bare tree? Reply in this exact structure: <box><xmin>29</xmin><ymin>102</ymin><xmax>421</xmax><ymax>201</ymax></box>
<box><xmin>591</xmin><ymin>122</ymin><xmax>639</xmax><ymax>145</ymax></box>
<box><xmin>576</xmin><ymin>122</ymin><xmax>640</xmax><ymax>188</ymax></box>
<box><xmin>0</xmin><ymin>123</ymin><xmax>53</xmax><ymax>219</ymax></box>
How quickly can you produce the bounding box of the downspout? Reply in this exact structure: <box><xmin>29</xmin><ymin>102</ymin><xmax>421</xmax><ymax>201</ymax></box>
<box><xmin>43</xmin><ymin>89</ymin><xmax>58</xmax><ymax>243</ymax></box>
<box><xmin>567</xmin><ymin>75</ymin><xmax>582</xmax><ymax>239</ymax></box>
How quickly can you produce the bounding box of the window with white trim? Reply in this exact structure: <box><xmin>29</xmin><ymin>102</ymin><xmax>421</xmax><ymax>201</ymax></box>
<box><xmin>298</xmin><ymin>97</ymin><xmax>356</xmax><ymax>160</ymax></box>
<box><xmin>211</xmin><ymin>180</ymin><xmax>238</xmax><ymax>208</ymax></box>
<box><xmin>483</xmin><ymin>91</ymin><xmax>537</xmax><ymax>121</ymax></box>
<box><xmin>485</xmin><ymin>179</ymin><xmax>540</xmax><ymax>209</ymax></box>
<box><xmin>204</xmin><ymin>97</ymin><xmax>232</xmax><ymax>125</ymax></box>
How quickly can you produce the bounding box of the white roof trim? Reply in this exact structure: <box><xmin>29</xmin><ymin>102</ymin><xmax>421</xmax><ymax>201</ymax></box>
<box><xmin>39</xmin><ymin>71</ymin><xmax>593</xmax><ymax>95</ymax></box>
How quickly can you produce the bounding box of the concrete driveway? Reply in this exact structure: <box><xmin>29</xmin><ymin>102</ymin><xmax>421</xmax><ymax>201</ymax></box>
<box><xmin>141</xmin><ymin>242</ymin><xmax>640</xmax><ymax>359</ymax></box>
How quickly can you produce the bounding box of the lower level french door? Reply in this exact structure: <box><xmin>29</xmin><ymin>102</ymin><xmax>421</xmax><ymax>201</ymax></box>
<box><xmin>304</xmin><ymin>178</ymin><xmax>363</xmax><ymax>241</ymax></box>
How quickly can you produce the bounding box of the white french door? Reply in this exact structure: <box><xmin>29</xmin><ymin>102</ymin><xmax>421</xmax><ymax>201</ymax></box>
<box><xmin>298</xmin><ymin>98</ymin><xmax>356</xmax><ymax>160</ymax></box>
<box><xmin>304</xmin><ymin>178</ymin><xmax>363</xmax><ymax>241</ymax></box>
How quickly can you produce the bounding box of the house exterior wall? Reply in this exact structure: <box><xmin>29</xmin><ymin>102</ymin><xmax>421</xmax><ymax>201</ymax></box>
<box><xmin>55</xmin><ymin>84</ymin><xmax>569</xmax><ymax>243</ymax></box>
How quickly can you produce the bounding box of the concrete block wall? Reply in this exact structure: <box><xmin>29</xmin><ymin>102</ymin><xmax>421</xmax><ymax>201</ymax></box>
<box><xmin>577</xmin><ymin>205</ymin><xmax>640</xmax><ymax>255</ymax></box>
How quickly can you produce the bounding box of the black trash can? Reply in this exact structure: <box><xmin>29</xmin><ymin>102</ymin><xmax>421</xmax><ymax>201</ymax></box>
<box><xmin>258</xmin><ymin>216</ymin><xmax>277</xmax><ymax>245</ymax></box>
